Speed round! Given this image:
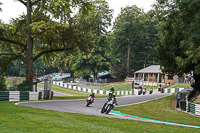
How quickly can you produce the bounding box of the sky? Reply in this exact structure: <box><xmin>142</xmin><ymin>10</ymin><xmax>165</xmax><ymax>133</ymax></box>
<box><xmin>0</xmin><ymin>0</ymin><xmax>156</xmax><ymax>24</ymax></box>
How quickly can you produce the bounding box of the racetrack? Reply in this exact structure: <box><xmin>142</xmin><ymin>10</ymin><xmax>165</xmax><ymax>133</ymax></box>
<box><xmin>17</xmin><ymin>94</ymin><xmax>169</xmax><ymax>118</ymax></box>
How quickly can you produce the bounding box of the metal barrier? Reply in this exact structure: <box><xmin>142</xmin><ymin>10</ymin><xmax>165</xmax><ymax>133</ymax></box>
<box><xmin>53</xmin><ymin>81</ymin><xmax>136</xmax><ymax>95</ymax></box>
<box><xmin>0</xmin><ymin>91</ymin><xmax>42</xmax><ymax>102</ymax></box>
<box><xmin>188</xmin><ymin>102</ymin><xmax>200</xmax><ymax>116</ymax></box>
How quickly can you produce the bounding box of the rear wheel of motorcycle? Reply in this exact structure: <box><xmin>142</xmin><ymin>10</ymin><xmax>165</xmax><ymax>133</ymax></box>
<box><xmin>106</xmin><ymin>105</ymin><xmax>113</xmax><ymax>114</ymax></box>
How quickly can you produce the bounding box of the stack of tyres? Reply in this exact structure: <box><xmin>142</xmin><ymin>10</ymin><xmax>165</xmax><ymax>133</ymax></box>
<box><xmin>0</xmin><ymin>91</ymin><xmax>9</xmax><ymax>101</ymax></box>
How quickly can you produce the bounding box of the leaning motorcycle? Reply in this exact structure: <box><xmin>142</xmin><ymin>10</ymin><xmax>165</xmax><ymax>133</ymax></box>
<box><xmin>101</xmin><ymin>97</ymin><xmax>116</xmax><ymax>114</ymax></box>
<box><xmin>86</xmin><ymin>96</ymin><xmax>93</xmax><ymax>107</ymax></box>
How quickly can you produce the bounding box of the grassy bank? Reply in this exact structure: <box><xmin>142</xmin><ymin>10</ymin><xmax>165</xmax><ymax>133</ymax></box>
<box><xmin>115</xmin><ymin>94</ymin><xmax>200</xmax><ymax>126</ymax></box>
<box><xmin>0</xmin><ymin>101</ymin><xmax>200</xmax><ymax>133</ymax></box>
<box><xmin>37</xmin><ymin>84</ymin><xmax>107</xmax><ymax>100</ymax></box>
<box><xmin>167</xmin><ymin>83</ymin><xmax>191</xmax><ymax>89</ymax></box>
<box><xmin>100</xmin><ymin>83</ymin><xmax>158</xmax><ymax>91</ymax></box>
<box><xmin>5</xmin><ymin>77</ymin><xmax>25</xmax><ymax>85</ymax></box>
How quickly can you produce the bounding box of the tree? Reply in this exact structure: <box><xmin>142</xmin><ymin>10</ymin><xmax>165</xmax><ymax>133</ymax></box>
<box><xmin>112</xmin><ymin>6</ymin><xmax>158</xmax><ymax>78</ymax></box>
<box><xmin>155</xmin><ymin>0</ymin><xmax>200</xmax><ymax>90</ymax></box>
<box><xmin>0</xmin><ymin>73</ymin><xmax>6</xmax><ymax>91</ymax></box>
<box><xmin>0</xmin><ymin>0</ymin><xmax>94</xmax><ymax>83</ymax></box>
<box><xmin>54</xmin><ymin>0</ymin><xmax>113</xmax><ymax>81</ymax></box>
<box><xmin>113</xmin><ymin>5</ymin><xmax>143</xmax><ymax>76</ymax></box>
<box><xmin>74</xmin><ymin>35</ymin><xmax>113</xmax><ymax>81</ymax></box>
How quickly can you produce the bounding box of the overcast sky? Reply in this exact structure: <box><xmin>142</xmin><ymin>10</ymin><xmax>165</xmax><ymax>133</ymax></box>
<box><xmin>0</xmin><ymin>0</ymin><xmax>156</xmax><ymax>24</ymax></box>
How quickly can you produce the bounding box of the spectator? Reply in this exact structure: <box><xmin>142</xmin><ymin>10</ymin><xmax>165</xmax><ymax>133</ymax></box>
<box><xmin>185</xmin><ymin>75</ymin><xmax>189</xmax><ymax>83</ymax></box>
<box><xmin>158</xmin><ymin>84</ymin><xmax>162</xmax><ymax>92</ymax></box>
<box><xmin>167</xmin><ymin>82</ymin><xmax>171</xmax><ymax>87</ymax></box>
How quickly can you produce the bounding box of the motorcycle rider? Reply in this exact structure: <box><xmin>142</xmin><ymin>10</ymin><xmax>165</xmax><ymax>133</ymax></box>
<box><xmin>88</xmin><ymin>92</ymin><xmax>95</xmax><ymax>103</ymax></box>
<box><xmin>107</xmin><ymin>86</ymin><xmax>118</xmax><ymax>105</ymax></box>
<box><xmin>110</xmin><ymin>86</ymin><xmax>114</xmax><ymax>94</ymax></box>
<box><xmin>108</xmin><ymin>86</ymin><xmax>115</xmax><ymax>100</ymax></box>
<box><xmin>149</xmin><ymin>86</ymin><xmax>153</xmax><ymax>94</ymax></box>
<box><xmin>111</xmin><ymin>93</ymin><xmax>118</xmax><ymax>105</ymax></box>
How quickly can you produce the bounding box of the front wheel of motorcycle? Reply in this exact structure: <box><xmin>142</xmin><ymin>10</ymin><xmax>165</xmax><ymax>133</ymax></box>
<box><xmin>86</xmin><ymin>102</ymin><xmax>90</xmax><ymax>107</ymax></box>
<box><xmin>106</xmin><ymin>105</ymin><xmax>113</xmax><ymax>114</ymax></box>
<box><xmin>101</xmin><ymin>103</ymin><xmax>107</xmax><ymax>113</ymax></box>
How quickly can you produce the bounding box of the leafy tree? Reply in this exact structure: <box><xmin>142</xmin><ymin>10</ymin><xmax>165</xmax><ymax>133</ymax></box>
<box><xmin>0</xmin><ymin>73</ymin><xmax>7</xmax><ymax>91</ymax></box>
<box><xmin>113</xmin><ymin>5</ymin><xmax>143</xmax><ymax>76</ymax></box>
<box><xmin>155</xmin><ymin>0</ymin><xmax>200</xmax><ymax>90</ymax></box>
<box><xmin>57</xmin><ymin>0</ymin><xmax>114</xmax><ymax>81</ymax></box>
<box><xmin>74</xmin><ymin>35</ymin><xmax>113</xmax><ymax>81</ymax></box>
<box><xmin>112</xmin><ymin>6</ymin><xmax>158</xmax><ymax>77</ymax></box>
<box><xmin>0</xmin><ymin>0</ymin><xmax>94</xmax><ymax>83</ymax></box>
<box><xmin>112</xmin><ymin>56</ymin><xmax>127</xmax><ymax>79</ymax></box>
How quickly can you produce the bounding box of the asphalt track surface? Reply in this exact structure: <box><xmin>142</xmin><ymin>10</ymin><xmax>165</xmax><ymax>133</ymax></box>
<box><xmin>17</xmin><ymin>94</ymin><xmax>169</xmax><ymax>118</ymax></box>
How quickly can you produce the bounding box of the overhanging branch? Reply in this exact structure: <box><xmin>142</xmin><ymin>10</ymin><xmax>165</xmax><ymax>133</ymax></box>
<box><xmin>0</xmin><ymin>37</ymin><xmax>26</xmax><ymax>49</ymax></box>
<box><xmin>0</xmin><ymin>52</ymin><xmax>24</xmax><ymax>60</ymax></box>
<box><xmin>32</xmin><ymin>0</ymin><xmax>42</xmax><ymax>6</ymax></box>
<box><xmin>0</xmin><ymin>53</ymin><xmax>18</xmax><ymax>56</ymax></box>
<box><xmin>33</xmin><ymin>47</ymin><xmax>74</xmax><ymax>61</ymax></box>
<box><xmin>17</xmin><ymin>0</ymin><xmax>27</xmax><ymax>7</ymax></box>
<box><xmin>13</xmin><ymin>20</ymin><xmax>26</xmax><ymax>36</ymax></box>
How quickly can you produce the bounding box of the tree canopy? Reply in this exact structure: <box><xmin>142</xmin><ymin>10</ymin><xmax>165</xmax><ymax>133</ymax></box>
<box><xmin>155</xmin><ymin>0</ymin><xmax>200</xmax><ymax>89</ymax></box>
<box><xmin>53</xmin><ymin>0</ymin><xmax>114</xmax><ymax>81</ymax></box>
<box><xmin>112</xmin><ymin>5</ymin><xmax>158</xmax><ymax>78</ymax></box>
<box><xmin>0</xmin><ymin>0</ymin><xmax>95</xmax><ymax>82</ymax></box>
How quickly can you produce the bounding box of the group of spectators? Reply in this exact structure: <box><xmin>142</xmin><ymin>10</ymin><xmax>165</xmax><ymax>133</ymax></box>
<box><xmin>184</xmin><ymin>74</ymin><xmax>194</xmax><ymax>83</ymax></box>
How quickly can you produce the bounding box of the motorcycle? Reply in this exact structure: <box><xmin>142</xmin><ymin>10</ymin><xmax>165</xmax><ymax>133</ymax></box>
<box><xmin>86</xmin><ymin>96</ymin><xmax>93</xmax><ymax>107</ymax></box>
<box><xmin>142</xmin><ymin>88</ymin><xmax>146</xmax><ymax>95</ymax></box>
<box><xmin>101</xmin><ymin>97</ymin><xmax>116</xmax><ymax>114</ymax></box>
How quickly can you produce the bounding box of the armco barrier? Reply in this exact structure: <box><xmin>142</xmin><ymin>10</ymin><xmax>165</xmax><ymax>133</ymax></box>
<box><xmin>53</xmin><ymin>81</ymin><xmax>187</xmax><ymax>95</ymax></box>
<box><xmin>53</xmin><ymin>81</ymin><xmax>138</xmax><ymax>95</ymax></box>
<box><xmin>0</xmin><ymin>91</ymin><xmax>42</xmax><ymax>102</ymax></box>
<box><xmin>188</xmin><ymin>102</ymin><xmax>200</xmax><ymax>116</ymax></box>
<box><xmin>162</xmin><ymin>88</ymin><xmax>184</xmax><ymax>94</ymax></box>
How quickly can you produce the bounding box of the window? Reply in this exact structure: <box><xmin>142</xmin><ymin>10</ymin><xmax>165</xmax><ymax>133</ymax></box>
<box><xmin>168</xmin><ymin>75</ymin><xmax>173</xmax><ymax>80</ymax></box>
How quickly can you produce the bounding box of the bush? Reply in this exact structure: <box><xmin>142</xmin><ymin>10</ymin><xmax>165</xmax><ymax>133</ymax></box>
<box><xmin>17</xmin><ymin>81</ymin><xmax>34</xmax><ymax>91</ymax></box>
<box><xmin>0</xmin><ymin>75</ymin><xmax>7</xmax><ymax>91</ymax></box>
<box><xmin>8</xmin><ymin>78</ymin><xmax>18</xmax><ymax>91</ymax></box>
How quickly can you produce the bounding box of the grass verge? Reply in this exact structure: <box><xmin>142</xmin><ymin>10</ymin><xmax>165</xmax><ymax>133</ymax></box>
<box><xmin>37</xmin><ymin>84</ymin><xmax>107</xmax><ymax>100</ymax></box>
<box><xmin>100</xmin><ymin>83</ymin><xmax>158</xmax><ymax>91</ymax></box>
<box><xmin>115</xmin><ymin>94</ymin><xmax>200</xmax><ymax>126</ymax></box>
<box><xmin>167</xmin><ymin>83</ymin><xmax>191</xmax><ymax>89</ymax></box>
<box><xmin>0</xmin><ymin>101</ymin><xmax>200</xmax><ymax>133</ymax></box>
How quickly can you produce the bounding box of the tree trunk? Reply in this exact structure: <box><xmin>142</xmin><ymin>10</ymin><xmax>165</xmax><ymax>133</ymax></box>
<box><xmin>127</xmin><ymin>21</ymin><xmax>132</xmax><ymax>77</ymax></box>
<box><xmin>93</xmin><ymin>71</ymin><xmax>98</xmax><ymax>82</ymax></box>
<box><xmin>127</xmin><ymin>44</ymin><xmax>131</xmax><ymax>76</ymax></box>
<box><xmin>26</xmin><ymin>0</ymin><xmax>33</xmax><ymax>83</ymax></box>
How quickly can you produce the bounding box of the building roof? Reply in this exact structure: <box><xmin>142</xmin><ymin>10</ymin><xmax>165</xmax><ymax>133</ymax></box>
<box><xmin>135</xmin><ymin>65</ymin><xmax>162</xmax><ymax>73</ymax></box>
<box><xmin>90</xmin><ymin>71</ymin><xmax>116</xmax><ymax>78</ymax></box>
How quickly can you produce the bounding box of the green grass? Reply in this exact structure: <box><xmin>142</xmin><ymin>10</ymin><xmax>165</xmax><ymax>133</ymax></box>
<box><xmin>0</xmin><ymin>101</ymin><xmax>200</xmax><ymax>133</ymax></box>
<box><xmin>115</xmin><ymin>94</ymin><xmax>200</xmax><ymax>126</ymax></box>
<box><xmin>167</xmin><ymin>83</ymin><xmax>191</xmax><ymax>89</ymax></box>
<box><xmin>5</xmin><ymin>77</ymin><xmax>25</xmax><ymax>85</ymax></box>
<box><xmin>100</xmin><ymin>83</ymin><xmax>158</xmax><ymax>91</ymax></box>
<box><xmin>37</xmin><ymin>84</ymin><xmax>107</xmax><ymax>99</ymax></box>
